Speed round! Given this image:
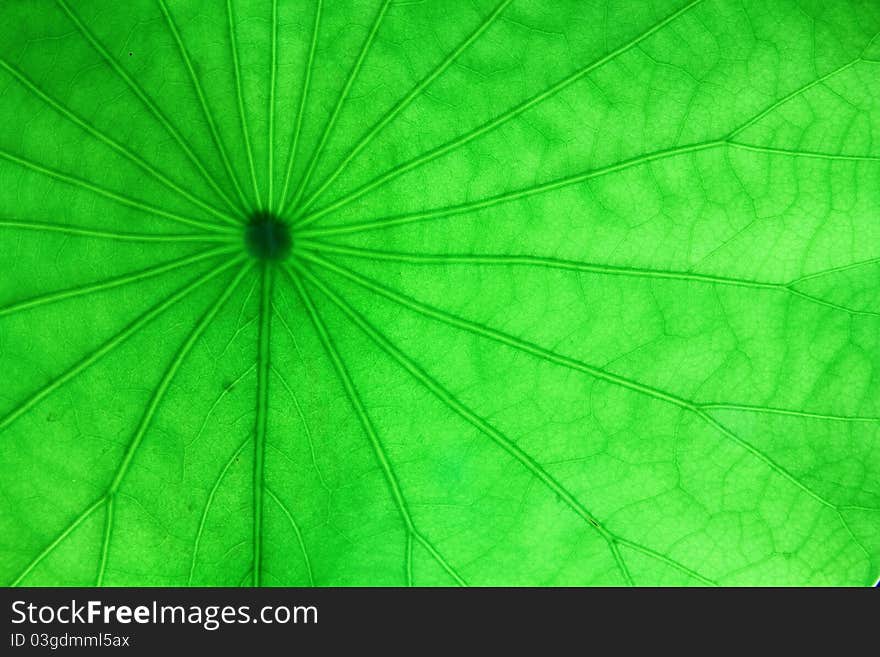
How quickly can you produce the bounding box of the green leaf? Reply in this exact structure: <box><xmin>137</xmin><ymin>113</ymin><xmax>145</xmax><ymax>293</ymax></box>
<box><xmin>1</xmin><ymin>0</ymin><xmax>879</xmax><ymax>587</ymax></box>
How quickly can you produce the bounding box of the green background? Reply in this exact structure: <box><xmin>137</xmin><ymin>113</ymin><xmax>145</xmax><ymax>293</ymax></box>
<box><xmin>1</xmin><ymin>0</ymin><xmax>879</xmax><ymax>586</ymax></box>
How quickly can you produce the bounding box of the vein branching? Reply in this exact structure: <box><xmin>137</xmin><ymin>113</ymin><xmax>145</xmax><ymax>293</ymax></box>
<box><xmin>187</xmin><ymin>364</ymin><xmax>256</xmax><ymax>451</ymax></box>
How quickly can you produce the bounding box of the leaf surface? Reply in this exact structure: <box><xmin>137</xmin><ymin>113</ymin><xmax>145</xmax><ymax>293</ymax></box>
<box><xmin>1</xmin><ymin>0</ymin><xmax>879</xmax><ymax>586</ymax></box>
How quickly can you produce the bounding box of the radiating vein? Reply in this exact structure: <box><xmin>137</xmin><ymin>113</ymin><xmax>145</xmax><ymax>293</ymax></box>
<box><xmin>0</xmin><ymin>149</ymin><xmax>236</xmax><ymax>234</ymax></box>
<box><xmin>293</xmin><ymin>262</ymin><xmax>635</xmax><ymax>584</ymax></box>
<box><xmin>300</xmin><ymin>252</ymin><xmax>844</xmax><ymax>510</ymax></box>
<box><xmin>0</xmin><ymin>220</ymin><xmax>236</xmax><ymax>243</ymax></box>
<box><xmin>296</xmin><ymin>0</ymin><xmax>514</xmax><ymax>215</ymax></box>
<box><xmin>293</xmin><ymin>241</ymin><xmax>775</xmax><ymax>289</ymax></box>
<box><xmin>268</xmin><ymin>0</ymin><xmax>278</xmax><ymax>209</ymax></box>
<box><xmin>266</xmin><ymin>486</ymin><xmax>315</xmax><ymax>586</ymax></box>
<box><xmin>0</xmin><ymin>246</ymin><xmax>237</xmax><ymax>318</ymax></box>
<box><xmin>0</xmin><ymin>258</ymin><xmax>242</xmax><ymax>432</ymax></box>
<box><xmin>283</xmin><ymin>0</ymin><xmax>394</xmax><ymax>215</ymax></box>
<box><xmin>296</xmin><ymin>241</ymin><xmax>880</xmax><ymax>318</ymax></box>
<box><xmin>157</xmin><ymin>0</ymin><xmax>250</xmax><ymax>212</ymax></box>
<box><xmin>277</xmin><ymin>0</ymin><xmax>322</xmax><ymax>213</ymax></box>
<box><xmin>288</xmin><ymin>266</ymin><xmax>467</xmax><ymax>586</ymax></box>
<box><xmin>226</xmin><ymin>0</ymin><xmax>261</xmax><ymax>206</ymax></box>
<box><xmin>55</xmin><ymin>0</ymin><xmax>243</xmax><ymax>217</ymax></box>
<box><xmin>189</xmin><ymin>438</ymin><xmax>251</xmax><ymax>585</ymax></box>
<box><xmin>0</xmin><ymin>57</ymin><xmax>240</xmax><ymax>226</ymax></box>
<box><xmin>294</xmin><ymin>0</ymin><xmax>705</xmax><ymax>226</ymax></box>
<box><xmin>252</xmin><ymin>264</ymin><xmax>274</xmax><ymax>587</ymax></box>
<box><xmin>297</xmin><ymin>141</ymin><xmax>722</xmax><ymax>233</ymax></box>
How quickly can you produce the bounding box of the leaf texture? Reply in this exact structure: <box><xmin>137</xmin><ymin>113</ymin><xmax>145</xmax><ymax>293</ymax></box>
<box><xmin>1</xmin><ymin>0</ymin><xmax>879</xmax><ymax>586</ymax></box>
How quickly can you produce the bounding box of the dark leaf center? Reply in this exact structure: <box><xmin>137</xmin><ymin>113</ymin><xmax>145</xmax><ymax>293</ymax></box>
<box><xmin>245</xmin><ymin>211</ymin><xmax>292</xmax><ymax>261</ymax></box>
